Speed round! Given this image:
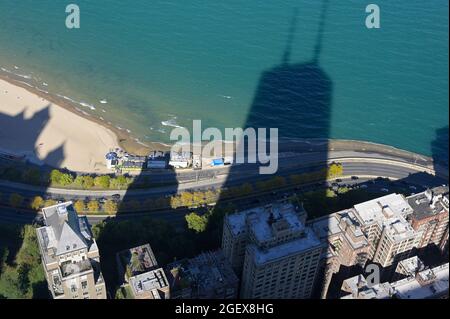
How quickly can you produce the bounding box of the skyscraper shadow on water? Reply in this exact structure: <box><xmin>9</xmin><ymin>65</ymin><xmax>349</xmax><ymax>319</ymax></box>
<box><xmin>204</xmin><ymin>1</ymin><xmax>334</xmax><ymax>299</ymax></box>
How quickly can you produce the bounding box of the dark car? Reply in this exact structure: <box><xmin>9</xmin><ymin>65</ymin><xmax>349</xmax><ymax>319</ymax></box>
<box><xmin>351</xmin><ymin>176</ymin><xmax>359</xmax><ymax>180</ymax></box>
<box><xmin>111</xmin><ymin>194</ymin><xmax>121</xmax><ymax>201</ymax></box>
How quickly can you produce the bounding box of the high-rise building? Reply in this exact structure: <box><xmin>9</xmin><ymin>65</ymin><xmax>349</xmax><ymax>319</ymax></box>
<box><xmin>36</xmin><ymin>202</ymin><xmax>106</xmax><ymax>299</ymax></box>
<box><xmin>310</xmin><ymin>208</ymin><xmax>371</xmax><ymax>298</ymax></box>
<box><xmin>407</xmin><ymin>186</ymin><xmax>449</xmax><ymax>253</ymax></box>
<box><xmin>353</xmin><ymin>193</ymin><xmax>421</xmax><ymax>267</ymax></box>
<box><xmin>341</xmin><ymin>261</ymin><xmax>449</xmax><ymax>299</ymax></box>
<box><xmin>222</xmin><ymin>202</ymin><xmax>325</xmax><ymax>299</ymax></box>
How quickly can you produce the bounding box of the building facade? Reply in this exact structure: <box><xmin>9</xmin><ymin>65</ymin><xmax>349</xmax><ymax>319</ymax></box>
<box><xmin>36</xmin><ymin>202</ymin><xmax>106</xmax><ymax>299</ymax></box>
<box><xmin>222</xmin><ymin>202</ymin><xmax>325</xmax><ymax>299</ymax></box>
<box><xmin>407</xmin><ymin>187</ymin><xmax>449</xmax><ymax>252</ymax></box>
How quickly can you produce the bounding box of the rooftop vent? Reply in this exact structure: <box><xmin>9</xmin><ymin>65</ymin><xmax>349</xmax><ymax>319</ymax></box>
<box><xmin>57</xmin><ymin>205</ymin><xmax>68</xmax><ymax>216</ymax></box>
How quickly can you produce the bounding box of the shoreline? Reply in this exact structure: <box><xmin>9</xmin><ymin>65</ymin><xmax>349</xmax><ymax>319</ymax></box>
<box><xmin>0</xmin><ymin>72</ymin><xmax>439</xmax><ymax>176</ymax></box>
<box><xmin>0</xmin><ymin>72</ymin><xmax>164</xmax><ymax>156</ymax></box>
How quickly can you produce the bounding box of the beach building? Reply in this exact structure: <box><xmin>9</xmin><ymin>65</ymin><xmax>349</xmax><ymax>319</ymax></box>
<box><xmin>105</xmin><ymin>152</ymin><xmax>119</xmax><ymax>169</ymax></box>
<box><xmin>166</xmin><ymin>250</ymin><xmax>239</xmax><ymax>299</ymax></box>
<box><xmin>193</xmin><ymin>154</ymin><xmax>202</xmax><ymax>170</ymax></box>
<box><xmin>169</xmin><ymin>150</ymin><xmax>192</xmax><ymax>169</ymax></box>
<box><xmin>116</xmin><ymin>244</ymin><xmax>170</xmax><ymax>299</ymax></box>
<box><xmin>121</xmin><ymin>154</ymin><xmax>147</xmax><ymax>171</ymax></box>
<box><xmin>147</xmin><ymin>151</ymin><xmax>168</xmax><ymax>169</ymax></box>
<box><xmin>36</xmin><ymin>202</ymin><xmax>106</xmax><ymax>299</ymax></box>
<box><xmin>222</xmin><ymin>201</ymin><xmax>325</xmax><ymax>299</ymax></box>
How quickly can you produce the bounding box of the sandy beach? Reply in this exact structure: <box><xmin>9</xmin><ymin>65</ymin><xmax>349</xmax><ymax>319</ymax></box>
<box><xmin>0</xmin><ymin>78</ymin><xmax>121</xmax><ymax>173</ymax></box>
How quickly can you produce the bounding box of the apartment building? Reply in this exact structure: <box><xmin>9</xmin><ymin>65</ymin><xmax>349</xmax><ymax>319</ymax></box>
<box><xmin>166</xmin><ymin>250</ymin><xmax>239</xmax><ymax>299</ymax></box>
<box><xmin>353</xmin><ymin>193</ymin><xmax>421</xmax><ymax>267</ymax></box>
<box><xmin>310</xmin><ymin>208</ymin><xmax>371</xmax><ymax>298</ymax></box>
<box><xmin>116</xmin><ymin>244</ymin><xmax>170</xmax><ymax>299</ymax></box>
<box><xmin>407</xmin><ymin>186</ymin><xmax>449</xmax><ymax>252</ymax></box>
<box><xmin>222</xmin><ymin>202</ymin><xmax>325</xmax><ymax>299</ymax></box>
<box><xmin>341</xmin><ymin>261</ymin><xmax>449</xmax><ymax>299</ymax></box>
<box><xmin>36</xmin><ymin>202</ymin><xmax>106</xmax><ymax>299</ymax></box>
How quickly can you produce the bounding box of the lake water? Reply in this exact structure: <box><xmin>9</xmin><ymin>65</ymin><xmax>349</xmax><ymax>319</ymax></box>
<box><xmin>0</xmin><ymin>0</ymin><xmax>448</xmax><ymax>161</ymax></box>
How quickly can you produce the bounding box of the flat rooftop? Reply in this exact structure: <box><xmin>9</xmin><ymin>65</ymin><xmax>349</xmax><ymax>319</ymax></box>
<box><xmin>392</xmin><ymin>263</ymin><xmax>449</xmax><ymax>299</ymax></box>
<box><xmin>354</xmin><ymin>193</ymin><xmax>414</xmax><ymax>225</ymax></box>
<box><xmin>117</xmin><ymin>244</ymin><xmax>158</xmax><ymax>276</ymax></box>
<box><xmin>248</xmin><ymin>227</ymin><xmax>323</xmax><ymax>265</ymax></box>
<box><xmin>353</xmin><ymin>193</ymin><xmax>416</xmax><ymax>242</ymax></box>
<box><xmin>226</xmin><ymin>202</ymin><xmax>306</xmax><ymax>243</ymax></box>
<box><xmin>407</xmin><ymin>186</ymin><xmax>449</xmax><ymax>220</ymax></box>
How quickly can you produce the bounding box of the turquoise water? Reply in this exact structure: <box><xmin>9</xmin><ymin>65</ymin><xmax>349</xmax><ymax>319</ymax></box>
<box><xmin>0</xmin><ymin>1</ymin><xmax>448</xmax><ymax>159</ymax></box>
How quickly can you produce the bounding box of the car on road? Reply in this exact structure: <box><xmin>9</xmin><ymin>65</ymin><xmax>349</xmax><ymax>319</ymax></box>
<box><xmin>112</xmin><ymin>194</ymin><xmax>121</xmax><ymax>201</ymax></box>
<box><xmin>351</xmin><ymin>176</ymin><xmax>359</xmax><ymax>180</ymax></box>
<box><xmin>335</xmin><ymin>179</ymin><xmax>343</xmax><ymax>183</ymax></box>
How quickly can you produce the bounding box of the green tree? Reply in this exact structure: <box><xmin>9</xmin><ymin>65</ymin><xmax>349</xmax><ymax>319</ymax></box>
<box><xmin>185</xmin><ymin>212</ymin><xmax>208</xmax><ymax>233</ymax></box>
<box><xmin>111</xmin><ymin>175</ymin><xmax>128</xmax><ymax>189</ymax></box>
<box><xmin>87</xmin><ymin>200</ymin><xmax>100</xmax><ymax>213</ymax></box>
<box><xmin>103</xmin><ymin>200</ymin><xmax>117</xmax><ymax>214</ymax></box>
<box><xmin>9</xmin><ymin>193</ymin><xmax>24</xmax><ymax>208</ymax></box>
<box><xmin>49</xmin><ymin>169</ymin><xmax>62</xmax><ymax>185</ymax></box>
<box><xmin>73</xmin><ymin>200</ymin><xmax>86</xmax><ymax>213</ymax></box>
<box><xmin>30</xmin><ymin>196</ymin><xmax>44</xmax><ymax>210</ymax></box>
<box><xmin>82</xmin><ymin>176</ymin><xmax>95</xmax><ymax>189</ymax></box>
<box><xmin>59</xmin><ymin>173</ymin><xmax>74</xmax><ymax>186</ymax></box>
<box><xmin>73</xmin><ymin>176</ymin><xmax>84</xmax><ymax>188</ymax></box>
<box><xmin>94</xmin><ymin>175</ymin><xmax>111</xmax><ymax>189</ymax></box>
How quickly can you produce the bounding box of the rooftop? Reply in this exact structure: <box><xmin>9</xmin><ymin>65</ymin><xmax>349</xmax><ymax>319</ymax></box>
<box><xmin>407</xmin><ymin>186</ymin><xmax>449</xmax><ymax>220</ymax></box>
<box><xmin>353</xmin><ymin>193</ymin><xmax>416</xmax><ymax>242</ymax></box>
<box><xmin>310</xmin><ymin>208</ymin><xmax>368</xmax><ymax>251</ymax></box>
<box><xmin>38</xmin><ymin>202</ymin><xmax>94</xmax><ymax>259</ymax></box>
<box><xmin>167</xmin><ymin>251</ymin><xmax>238</xmax><ymax>299</ymax></box>
<box><xmin>129</xmin><ymin>268</ymin><xmax>169</xmax><ymax>299</ymax></box>
<box><xmin>249</xmin><ymin>227</ymin><xmax>323</xmax><ymax>265</ymax></box>
<box><xmin>354</xmin><ymin>193</ymin><xmax>414</xmax><ymax>225</ymax></box>
<box><xmin>117</xmin><ymin>244</ymin><xmax>158</xmax><ymax>277</ymax></box>
<box><xmin>396</xmin><ymin>256</ymin><xmax>425</xmax><ymax>277</ymax></box>
<box><xmin>392</xmin><ymin>263</ymin><xmax>449</xmax><ymax>299</ymax></box>
<box><xmin>226</xmin><ymin>202</ymin><xmax>307</xmax><ymax>244</ymax></box>
<box><xmin>341</xmin><ymin>262</ymin><xmax>449</xmax><ymax>299</ymax></box>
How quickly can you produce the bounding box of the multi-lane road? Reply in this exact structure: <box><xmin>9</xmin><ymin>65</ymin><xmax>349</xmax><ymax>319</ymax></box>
<box><xmin>0</xmin><ymin>149</ymin><xmax>447</xmax><ymax>227</ymax></box>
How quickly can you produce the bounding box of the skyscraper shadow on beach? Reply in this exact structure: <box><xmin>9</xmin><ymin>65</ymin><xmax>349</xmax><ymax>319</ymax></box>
<box><xmin>0</xmin><ymin>102</ymin><xmax>65</xmax><ymax>298</ymax></box>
